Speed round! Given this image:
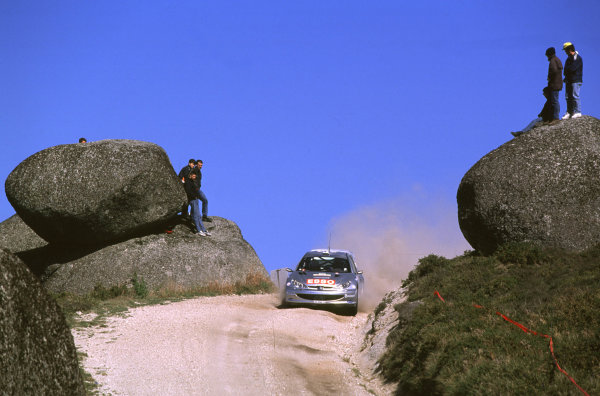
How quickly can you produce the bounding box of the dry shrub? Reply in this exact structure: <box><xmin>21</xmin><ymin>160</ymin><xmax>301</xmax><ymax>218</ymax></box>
<box><xmin>151</xmin><ymin>273</ymin><xmax>274</xmax><ymax>299</ymax></box>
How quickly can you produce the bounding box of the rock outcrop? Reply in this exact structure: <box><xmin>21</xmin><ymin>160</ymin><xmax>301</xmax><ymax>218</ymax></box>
<box><xmin>0</xmin><ymin>214</ymin><xmax>47</xmax><ymax>254</ymax></box>
<box><xmin>5</xmin><ymin>139</ymin><xmax>187</xmax><ymax>246</ymax></box>
<box><xmin>3</xmin><ymin>216</ymin><xmax>267</xmax><ymax>295</ymax></box>
<box><xmin>0</xmin><ymin>249</ymin><xmax>85</xmax><ymax>395</ymax></box>
<box><xmin>457</xmin><ymin>116</ymin><xmax>600</xmax><ymax>254</ymax></box>
<box><xmin>358</xmin><ymin>289</ymin><xmax>402</xmax><ymax>371</ymax></box>
<box><xmin>3</xmin><ymin>139</ymin><xmax>268</xmax><ymax>296</ymax></box>
<box><xmin>355</xmin><ymin>287</ymin><xmax>415</xmax><ymax>394</ymax></box>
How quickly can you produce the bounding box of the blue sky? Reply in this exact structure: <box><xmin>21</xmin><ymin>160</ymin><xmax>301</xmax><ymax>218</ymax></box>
<box><xmin>2</xmin><ymin>1</ymin><xmax>599</xmax><ymax>273</ymax></box>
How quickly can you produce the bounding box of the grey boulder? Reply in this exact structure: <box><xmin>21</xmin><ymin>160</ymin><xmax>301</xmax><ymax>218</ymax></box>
<box><xmin>0</xmin><ymin>214</ymin><xmax>47</xmax><ymax>254</ymax></box>
<box><xmin>0</xmin><ymin>249</ymin><xmax>85</xmax><ymax>395</ymax></box>
<box><xmin>457</xmin><ymin>116</ymin><xmax>600</xmax><ymax>254</ymax></box>
<box><xmin>5</xmin><ymin>139</ymin><xmax>187</xmax><ymax>246</ymax></box>
<box><xmin>33</xmin><ymin>217</ymin><xmax>268</xmax><ymax>295</ymax></box>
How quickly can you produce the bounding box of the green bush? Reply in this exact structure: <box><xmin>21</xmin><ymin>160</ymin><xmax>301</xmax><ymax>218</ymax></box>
<box><xmin>131</xmin><ymin>272</ymin><xmax>149</xmax><ymax>298</ymax></box>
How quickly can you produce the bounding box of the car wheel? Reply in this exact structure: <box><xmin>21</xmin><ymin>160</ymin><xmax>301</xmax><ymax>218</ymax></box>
<box><xmin>345</xmin><ymin>297</ymin><xmax>358</xmax><ymax>316</ymax></box>
<box><xmin>280</xmin><ymin>296</ymin><xmax>288</xmax><ymax>308</ymax></box>
<box><xmin>348</xmin><ymin>304</ymin><xmax>358</xmax><ymax>316</ymax></box>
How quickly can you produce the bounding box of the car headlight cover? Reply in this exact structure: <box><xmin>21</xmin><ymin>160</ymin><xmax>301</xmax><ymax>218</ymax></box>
<box><xmin>341</xmin><ymin>280</ymin><xmax>356</xmax><ymax>289</ymax></box>
<box><xmin>286</xmin><ymin>279</ymin><xmax>305</xmax><ymax>289</ymax></box>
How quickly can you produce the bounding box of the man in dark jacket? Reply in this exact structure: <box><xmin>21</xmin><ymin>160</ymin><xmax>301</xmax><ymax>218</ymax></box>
<box><xmin>191</xmin><ymin>159</ymin><xmax>211</xmax><ymax>222</ymax></box>
<box><xmin>178</xmin><ymin>159</ymin><xmax>196</xmax><ymax>182</ymax></box>
<box><xmin>562</xmin><ymin>42</ymin><xmax>583</xmax><ymax>119</ymax></box>
<box><xmin>178</xmin><ymin>159</ymin><xmax>196</xmax><ymax>217</ymax></box>
<box><xmin>184</xmin><ymin>173</ymin><xmax>210</xmax><ymax>236</ymax></box>
<box><xmin>545</xmin><ymin>47</ymin><xmax>563</xmax><ymax>124</ymax></box>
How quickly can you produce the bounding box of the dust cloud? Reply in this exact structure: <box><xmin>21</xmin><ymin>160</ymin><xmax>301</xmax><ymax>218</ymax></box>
<box><xmin>326</xmin><ymin>196</ymin><xmax>471</xmax><ymax>311</ymax></box>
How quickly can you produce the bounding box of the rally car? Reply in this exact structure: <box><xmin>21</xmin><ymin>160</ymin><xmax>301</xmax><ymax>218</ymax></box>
<box><xmin>282</xmin><ymin>249</ymin><xmax>364</xmax><ymax>315</ymax></box>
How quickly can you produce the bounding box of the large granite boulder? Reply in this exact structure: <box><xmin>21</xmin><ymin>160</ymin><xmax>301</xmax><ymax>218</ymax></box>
<box><xmin>5</xmin><ymin>139</ymin><xmax>187</xmax><ymax>246</ymax></box>
<box><xmin>12</xmin><ymin>217</ymin><xmax>268</xmax><ymax>295</ymax></box>
<box><xmin>457</xmin><ymin>116</ymin><xmax>600</xmax><ymax>254</ymax></box>
<box><xmin>0</xmin><ymin>249</ymin><xmax>85</xmax><ymax>395</ymax></box>
<box><xmin>0</xmin><ymin>214</ymin><xmax>47</xmax><ymax>254</ymax></box>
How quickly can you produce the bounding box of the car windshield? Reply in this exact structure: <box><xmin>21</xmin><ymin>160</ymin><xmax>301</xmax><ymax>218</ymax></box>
<box><xmin>296</xmin><ymin>256</ymin><xmax>351</xmax><ymax>273</ymax></box>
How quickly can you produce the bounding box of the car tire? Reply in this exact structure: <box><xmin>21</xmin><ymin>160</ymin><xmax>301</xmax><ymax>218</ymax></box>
<box><xmin>345</xmin><ymin>297</ymin><xmax>358</xmax><ymax>316</ymax></box>
<box><xmin>348</xmin><ymin>304</ymin><xmax>358</xmax><ymax>316</ymax></box>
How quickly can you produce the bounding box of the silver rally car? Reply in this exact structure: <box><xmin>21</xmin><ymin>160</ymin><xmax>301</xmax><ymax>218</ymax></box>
<box><xmin>283</xmin><ymin>249</ymin><xmax>364</xmax><ymax>315</ymax></box>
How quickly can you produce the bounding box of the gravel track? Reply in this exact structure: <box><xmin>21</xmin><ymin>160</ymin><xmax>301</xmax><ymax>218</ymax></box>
<box><xmin>72</xmin><ymin>294</ymin><xmax>392</xmax><ymax>395</ymax></box>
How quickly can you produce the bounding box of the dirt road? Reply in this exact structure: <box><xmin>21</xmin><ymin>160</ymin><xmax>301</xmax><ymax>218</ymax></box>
<box><xmin>72</xmin><ymin>294</ymin><xmax>391</xmax><ymax>395</ymax></box>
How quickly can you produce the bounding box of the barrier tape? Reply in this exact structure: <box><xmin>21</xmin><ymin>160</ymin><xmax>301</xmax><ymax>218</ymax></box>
<box><xmin>433</xmin><ymin>290</ymin><xmax>589</xmax><ymax>396</ymax></box>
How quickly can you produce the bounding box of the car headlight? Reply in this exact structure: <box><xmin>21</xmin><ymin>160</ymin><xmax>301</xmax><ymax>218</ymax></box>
<box><xmin>286</xmin><ymin>279</ymin><xmax>305</xmax><ymax>289</ymax></box>
<box><xmin>341</xmin><ymin>280</ymin><xmax>356</xmax><ymax>289</ymax></box>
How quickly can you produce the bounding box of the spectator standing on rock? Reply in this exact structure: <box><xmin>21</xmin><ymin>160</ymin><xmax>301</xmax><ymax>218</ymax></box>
<box><xmin>178</xmin><ymin>158</ymin><xmax>196</xmax><ymax>182</ymax></box>
<box><xmin>545</xmin><ymin>47</ymin><xmax>563</xmax><ymax>125</ymax></box>
<box><xmin>191</xmin><ymin>159</ymin><xmax>211</xmax><ymax>223</ymax></box>
<box><xmin>178</xmin><ymin>159</ymin><xmax>196</xmax><ymax>217</ymax></box>
<box><xmin>184</xmin><ymin>172</ymin><xmax>210</xmax><ymax>236</ymax></box>
<box><xmin>562</xmin><ymin>42</ymin><xmax>583</xmax><ymax>119</ymax></box>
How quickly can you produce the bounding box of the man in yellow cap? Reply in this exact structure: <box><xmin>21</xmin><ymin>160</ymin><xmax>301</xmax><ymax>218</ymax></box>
<box><xmin>562</xmin><ymin>42</ymin><xmax>583</xmax><ymax>119</ymax></box>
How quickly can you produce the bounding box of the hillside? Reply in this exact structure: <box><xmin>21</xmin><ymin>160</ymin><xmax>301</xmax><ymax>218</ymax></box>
<box><xmin>377</xmin><ymin>243</ymin><xmax>600</xmax><ymax>395</ymax></box>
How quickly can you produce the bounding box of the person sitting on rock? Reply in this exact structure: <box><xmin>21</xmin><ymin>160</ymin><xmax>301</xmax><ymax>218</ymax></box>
<box><xmin>191</xmin><ymin>159</ymin><xmax>212</xmax><ymax>223</ymax></box>
<box><xmin>178</xmin><ymin>159</ymin><xmax>196</xmax><ymax>217</ymax></box>
<box><xmin>511</xmin><ymin>87</ymin><xmax>555</xmax><ymax>137</ymax></box>
<box><xmin>184</xmin><ymin>172</ymin><xmax>211</xmax><ymax>237</ymax></box>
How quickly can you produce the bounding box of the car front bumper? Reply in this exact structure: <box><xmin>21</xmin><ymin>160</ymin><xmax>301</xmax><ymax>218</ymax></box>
<box><xmin>284</xmin><ymin>287</ymin><xmax>358</xmax><ymax>306</ymax></box>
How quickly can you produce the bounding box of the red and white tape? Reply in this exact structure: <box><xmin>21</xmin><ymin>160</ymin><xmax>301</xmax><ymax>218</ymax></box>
<box><xmin>433</xmin><ymin>290</ymin><xmax>589</xmax><ymax>396</ymax></box>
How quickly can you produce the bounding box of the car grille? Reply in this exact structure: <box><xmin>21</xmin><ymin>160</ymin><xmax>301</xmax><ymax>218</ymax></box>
<box><xmin>307</xmin><ymin>285</ymin><xmax>338</xmax><ymax>291</ymax></box>
<box><xmin>297</xmin><ymin>293</ymin><xmax>345</xmax><ymax>301</ymax></box>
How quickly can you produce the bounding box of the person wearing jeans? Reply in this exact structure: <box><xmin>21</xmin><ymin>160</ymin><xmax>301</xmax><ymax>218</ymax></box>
<box><xmin>184</xmin><ymin>172</ymin><xmax>210</xmax><ymax>236</ymax></box>
<box><xmin>545</xmin><ymin>47</ymin><xmax>563</xmax><ymax>124</ymax></box>
<box><xmin>189</xmin><ymin>198</ymin><xmax>209</xmax><ymax>236</ymax></box>
<box><xmin>549</xmin><ymin>89</ymin><xmax>560</xmax><ymax>121</ymax></box>
<box><xmin>562</xmin><ymin>42</ymin><xmax>583</xmax><ymax>119</ymax></box>
<box><xmin>198</xmin><ymin>188</ymin><xmax>209</xmax><ymax>219</ymax></box>
<box><xmin>178</xmin><ymin>158</ymin><xmax>196</xmax><ymax>217</ymax></box>
<box><xmin>511</xmin><ymin>87</ymin><xmax>555</xmax><ymax>137</ymax></box>
<box><xmin>192</xmin><ymin>159</ymin><xmax>212</xmax><ymax>222</ymax></box>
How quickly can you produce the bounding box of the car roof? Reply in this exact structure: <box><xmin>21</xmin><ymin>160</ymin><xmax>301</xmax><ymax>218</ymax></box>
<box><xmin>303</xmin><ymin>249</ymin><xmax>354</xmax><ymax>259</ymax></box>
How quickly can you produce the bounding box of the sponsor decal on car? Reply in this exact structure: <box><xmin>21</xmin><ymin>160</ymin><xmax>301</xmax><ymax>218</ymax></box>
<box><xmin>307</xmin><ymin>279</ymin><xmax>336</xmax><ymax>285</ymax></box>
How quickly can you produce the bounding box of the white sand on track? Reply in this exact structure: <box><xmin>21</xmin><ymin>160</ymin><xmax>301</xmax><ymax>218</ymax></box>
<box><xmin>72</xmin><ymin>294</ymin><xmax>392</xmax><ymax>396</ymax></box>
